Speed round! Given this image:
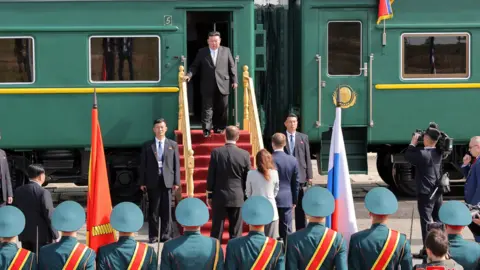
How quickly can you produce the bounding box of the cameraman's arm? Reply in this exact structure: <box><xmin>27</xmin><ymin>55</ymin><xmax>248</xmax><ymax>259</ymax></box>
<box><xmin>405</xmin><ymin>134</ymin><xmax>423</xmax><ymax>166</ymax></box>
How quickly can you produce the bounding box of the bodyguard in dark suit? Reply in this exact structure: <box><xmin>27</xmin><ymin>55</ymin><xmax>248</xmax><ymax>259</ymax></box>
<box><xmin>0</xmin><ymin>205</ymin><xmax>37</xmax><ymax>269</ymax></box>
<box><xmin>0</xmin><ymin>149</ymin><xmax>13</xmax><ymax>206</ymax></box>
<box><xmin>38</xmin><ymin>201</ymin><xmax>96</xmax><ymax>269</ymax></box>
<box><xmin>161</xmin><ymin>198</ymin><xmax>224</xmax><ymax>270</ymax></box>
<box><xmin>283</xmin><ymin>113</ymin><xmax>312</xmax><ymax>231</ymax></box>
<box><xmin>404</xmin><ymin>125</ymin><xmax>443</xmax><ymax>257</ymax></box>
<box><xmin>271</xmin><ymin>133</ymin><xmax>299</xmax><ymax>241</ymax></box>
<box><xmin>286</xmin><ymin>187</ymin><xmax>347</xmax><ymax>269</ymax></box>
<box><xmin>139</xmin><ymin>118</ymin><xmax>180</xmax><ymax>243</ymax></box>
<box><xmin>13</xmin><ymin>164</ymin><xmax>58</xmax><ymax>252</ymax></box>
<box><xmin>184</xmin><ymin>31</ymin><xmax>238</xmax><ymax>137</ymax></box>
<box><xmin>207</xmin><ymin>125</ymin><xmax>251</xmax><ymax>240</ymax></box>
<box><xmin>97</xmin><ymin>202</ymin><xmax>157</xmax><ymax>270</ymax></box>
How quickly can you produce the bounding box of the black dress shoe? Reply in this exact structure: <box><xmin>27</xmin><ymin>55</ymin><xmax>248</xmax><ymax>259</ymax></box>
<box><xmin>148</xmin><ymin>237</ymin><xmax>158</xmax><ymax>243</ymax></box>
<box><xmin>214</xmin><ymin>128</ymin><xmax>224</xmax><ymax>134</ymax></box>
<box><xmin>203</xmin><ymin>129</ymin><xmax>210</xmax><ymax>137</ymax></box>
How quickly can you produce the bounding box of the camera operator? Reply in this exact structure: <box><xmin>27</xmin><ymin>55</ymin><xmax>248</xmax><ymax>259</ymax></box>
<box><xmin>405</xmin><ymin>124</ymin><xmax>444</xmax><ymax>259</ymax></box>
<box><xmin>463</xmin><ymin>136</ymin><xmax>480</xmax><ymax>242</ymax></box>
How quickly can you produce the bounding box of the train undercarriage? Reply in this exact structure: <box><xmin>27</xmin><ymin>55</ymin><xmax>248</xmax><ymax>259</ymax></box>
<box><xmin>5</xmin><ymin>148</ymin><xmax>143</xmax><ymax>206</ymax></box>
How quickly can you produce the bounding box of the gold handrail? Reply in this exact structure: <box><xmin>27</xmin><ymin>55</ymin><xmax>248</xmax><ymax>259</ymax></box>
<box><xmin>242</xmin><ymin>65</ymin><xmax>264</xmax><ymax>165</ymax></box>
<box><xmin>178</xmin><ymin>66</ymin><xmax>195</xmax><ymax>198</ymax></box>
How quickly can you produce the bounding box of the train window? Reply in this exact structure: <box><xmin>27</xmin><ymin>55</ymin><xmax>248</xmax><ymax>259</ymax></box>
<box><xmin>0</xmin><ymin>37</ymin><xmax>35</xmax><ymax>84</ymax></box>
<box><xmin>89</xmin><ymin>36</ymin><xmax>160</xmax><ymax>83</ymax></box>
<box><xmin>402</xmin><ymin>33</ymin><xmax>470</xmax><ymax>79</ymax></box>
<box><xmin>327</xmin><ymin>21</ymin><xmax>362</xmax><ymax>76</ymax></box>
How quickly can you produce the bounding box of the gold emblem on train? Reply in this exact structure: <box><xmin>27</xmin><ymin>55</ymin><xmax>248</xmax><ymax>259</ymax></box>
<box><xmin>332</xmin><ymin>85</ymin><xmax>357</xmax><ymax>109</ymax></box>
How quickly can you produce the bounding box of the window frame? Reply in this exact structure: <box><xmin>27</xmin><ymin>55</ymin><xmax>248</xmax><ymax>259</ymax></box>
<box><xmin>326</xmin><ymin>20</ymin><xmax>363</xmax><ymax>77</ymax></box>
<box><xmin>400</xmin><ymin>32</ymin><xmax>471</xmax><ymax>80</ymax></box>
<box><xmin>88</xmin><ymin>35</ymin><xmax>162</xmax><ymax>84</ymax></box>
<box><xmin>0</xmin><ymin>36</ymin><xmax>36</xmax><ymax>85</ymax></box>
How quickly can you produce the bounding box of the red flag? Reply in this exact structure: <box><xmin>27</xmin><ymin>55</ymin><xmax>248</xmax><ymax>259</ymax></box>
<box><xmin>86</xmin><ymin>90</ymin><xmax>115</xmax><ymax>252</ymax></box>
<box><xmin>377</xmin><ymin>0</ymin><xmax>394</xmax><ymax>24</ymax></box>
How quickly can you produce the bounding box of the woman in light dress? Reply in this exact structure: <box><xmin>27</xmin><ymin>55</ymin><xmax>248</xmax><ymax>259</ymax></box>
<box><xmin>245</xmin><ymin>149</ymin><xmax>280</xmax><ymax>238</ymax></box>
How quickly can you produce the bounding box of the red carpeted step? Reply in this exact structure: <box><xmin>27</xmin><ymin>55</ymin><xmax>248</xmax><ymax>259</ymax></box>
<box><xmin>179</xmin><ymin>143</ymin><xmax>252</xmax><ymax>156</ymax></box>
<box><xmin>175</xmin><ymin>130</ymin><xmax>251</xmax><ymax>144</ymax></box>
<box><xmin>181</xmin><ymin>180</ymin><xmax>206</xmax><ymax>192</ymax></box>
<box><xmin>180</xmin><ymin>167</ymin><xmax>208</xmax><ymax>180</ymax></box>
<box><xmin>180</xmin><ymin>155</ymin><xmax>211</xmax><ymax>167</ymax></box>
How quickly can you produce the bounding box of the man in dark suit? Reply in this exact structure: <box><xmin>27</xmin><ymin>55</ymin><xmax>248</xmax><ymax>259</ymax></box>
<box><xmin>184</xmin><ymin>31</ymin><xmax>238</xmax><ymax>137</ymax></box>
<box><xmin>206</xmin><ymin>125</ymin><xmax>251</xmax><ymax>240</ymax></box>
<box><xmin>271</xmin><ymin>132</ymin><xmax>300</xmax><ymax>241</ymax></box>
<box><xmin>0</xmin><ymin>149</ymin><xmax>13</xmax><ymax>207</ymax></box>
<box><xmin>13</xmin><ymin>164</ymin><xmax>58</xmax><ymax>252</ymax></box>
<box><xmin>139</xmin><ymin>118</ymin><xmax>181</xmax><ymax>243</ymax></box>
<box><xmin>284</xmin><ymin>113</ymin><xmax>313</xmax><ymax>231</ymax></box>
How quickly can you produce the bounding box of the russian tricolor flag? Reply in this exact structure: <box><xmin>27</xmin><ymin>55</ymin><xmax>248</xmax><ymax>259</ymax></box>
<box><xmin>377</xmin><ymin>0</ymin><xmax>394</xmax><ymax>24</ymax></box>
<box><xmin>326</xmin><ymin>107</ymin><xmax>358</xmax><ymax>248</ymax></box>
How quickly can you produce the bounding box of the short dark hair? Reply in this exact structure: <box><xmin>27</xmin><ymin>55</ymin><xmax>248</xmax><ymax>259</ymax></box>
<box><xmin>27</xmin><ymin>164</ymin><xmax>45</xmax><ymax>179</ymax></box>
<box><xmin>208</xmin><ymin>31</ymin><xmax>221</xmax><ymax>38</ymax></box>
<box><xmin>425</xmin><ymin>229</ymin><xmax>449</xmax><ymax>257</ymax></box>
<box><xmin>286</xmin><ymin>113</ymin><xmax>298</xmax><ymax>120</ymax></box>
<box><xmin>225</xmin><ymin>125</ymin><xmax>239</xmax><ymax>141</ymax></box>
<box><xmin>153</xmin><ymin>118</ymin><xmax>167</xmax><ymax>126</ymax></box>
<box><xmin>272</xmin><ymin>133</ymin><xmax>286</xmax><ymax>148</ymax></box>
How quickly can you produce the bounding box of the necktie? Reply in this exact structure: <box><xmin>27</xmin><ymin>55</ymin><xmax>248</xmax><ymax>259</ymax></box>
<box><xmin>211</xmin><ymin>50</ymin><xmax>216</xmax><ymax>66</ymax></box>
<box><xmin>158</xmin><ymin>141</ymin><xmax>164</xmax><ymax>174</ymax></box>
<box><xmin>290</xmin><ymin>135</ymin><xmax>294</xmax><ymax>155</ymax></box>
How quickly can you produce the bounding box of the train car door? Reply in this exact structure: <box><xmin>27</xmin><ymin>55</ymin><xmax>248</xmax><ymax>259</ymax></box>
<box><xmin>317</xmin><ymin>10</ymin><xmax>371</xmax><ymax>127</ymax></box>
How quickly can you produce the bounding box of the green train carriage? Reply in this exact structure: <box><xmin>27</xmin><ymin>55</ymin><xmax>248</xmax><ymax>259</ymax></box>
<box><xmin>0</xmin><ymin>0</ymin><xmax>256</xmax><ymax>203</ymax></box>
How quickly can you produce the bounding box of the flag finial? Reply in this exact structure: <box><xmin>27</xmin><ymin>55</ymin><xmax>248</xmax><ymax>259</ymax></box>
<box><xmin>93</xmin><ymin>88</ymin><xmax>98</xmax><ymax>108</ymax></box>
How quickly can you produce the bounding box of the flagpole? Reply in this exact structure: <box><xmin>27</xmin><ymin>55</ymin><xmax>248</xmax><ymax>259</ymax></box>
<box><xmin>336</xmin><ymin>86</ymin><xmax>341</xmax><ymax>108</ymax></box>
<box><xmin>382</xmin><ymin>20</ymin><xmax>387</xmax><ymax>46</ymax></box>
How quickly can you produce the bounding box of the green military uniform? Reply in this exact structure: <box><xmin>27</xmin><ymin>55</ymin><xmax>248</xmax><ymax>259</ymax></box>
<box><xmin>348</xmin><ymin>187</ymin><xmax>412</xmax><ymax>269</ymax></box>
<box><xmin>225</xmin><ymin>196</ymin><xmax>285</xmax><ymax>270</ymax></box>
<box><xmin>38</xmin><ymin>201</ymin><xmax>96</xmax><ymax>269</ymax></box>
<box><xmin>413</xmin><ymin>259</ymin><xmax>464</xmax><ymax>269</ymax></box>
<box><xmin>161</xmin><ymin>198</ymin><xmax>224</xmax><ymax>269</ymax></box>
<box><xmin>0</xmin><ymin>206</ymin><xmax>37</xmax><ymax>269</ymax></box>
<box><xmin>286</xmin><ymin>186</ymin><xmax>347</xmax><ymax>269</ymax></box>
<box><xmin>438</xmin><ymin>200</ymin><xmax>480</xmax><ymax>269</ymax></box>
<box><xmin>96</xmin><ymin>202</ymin><xmax>157</xmax><ymax>270</ymax></box>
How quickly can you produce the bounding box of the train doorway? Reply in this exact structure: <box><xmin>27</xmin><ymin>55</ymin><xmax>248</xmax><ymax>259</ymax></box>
<box><xmin>186</xmin><ymin>11</ymin><xmax>233</xmax><ymax>128</ymax></box>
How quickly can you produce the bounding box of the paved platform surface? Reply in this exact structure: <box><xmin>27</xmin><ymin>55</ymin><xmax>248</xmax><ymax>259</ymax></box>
<box><xmin>33</xmin><ymin>153</ymin><xmax>471</xmax><ymax>266</ymax></box>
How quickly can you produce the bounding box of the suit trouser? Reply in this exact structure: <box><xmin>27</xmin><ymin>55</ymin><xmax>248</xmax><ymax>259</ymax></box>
<box><xmin>22</xmin><ymin>241</ymin><xmax>49</xmax><ymax>253</ymax></box>
<box><xmin>211</xmin><ymin>205</ymin><xmax>242</xmax><ymax>240</ymax></box>
<box><xmin>295</xmin><ymin>184</ymin><xmax>308</xmax><ymax>230</ymax></box>
<box><xmin>147</xmin><ymin>176</ymin><xmax>172</xmax><ymax>241</ymax></box>
<box><xmin>202</xmin><ymin>86</ymin><xmax>228</xmax><ymax>131</ymax></box>
<box><xmin>417</xmin><ymin>192</ymin><xmax>443</xmax><ymax>245</ymax></box>
<box><xmin>264</xmin><ymin>219</ymin><xmax>280</xmax><ymax>239</ymax></box>
<box><xmin>278</xmin><ymin>207</ymin><xmax>293</xmax><ymax>241</ymax></box>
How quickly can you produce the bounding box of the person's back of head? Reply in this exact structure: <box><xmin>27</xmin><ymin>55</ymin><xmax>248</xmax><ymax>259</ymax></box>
<box><xmin>27</xmin><ymin>164</ymin><xmax>46</xmax><ymax>183</ymax></box>
<box><xmin>256</xmin><ymin>149</ymin><xmax>275</xmax><ymax>181</ymax></box>
<box><xmin>271</xmin><ymin>133</ymin><xmax>286</xmax><ymax>150</ymax></box>
<box><xmin>425</xmin><ymin>229</ymin><xmax>449</xmax><ymax>261</ymax></box>
<box><xmin>225</xmin><ymin>125</ymin><xmax>239</xmax><ymax>142</ymax></box>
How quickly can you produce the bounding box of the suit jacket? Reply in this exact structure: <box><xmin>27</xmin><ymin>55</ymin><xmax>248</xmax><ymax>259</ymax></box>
<box><xmin>96</xmin><ymin>236</ymin><xmax>157</xmax><ymax>270</ymax></box>
<box><xmin>38</xmin><ymin>236</ymin><xmax>96</xmax><ymax>270</ymax></box>
<box><xmin>404</xmin><ymin>145</ymin><xmax>442</xmax><ymax>196</ymax></box>
<box><xmin>272</xmin><ymin>151</ymin><xmax>299</xmax><ymax>208</ymax></box>
<box><xmin>0</xmin><ymin>149</ymin><xmax>13</xmax><ymax>202</ymax></box>
<box><xmin>284</xmin><ymin>132</ymin><xmax>313</xmax><ymax>183</ymax></box>
<box><xmin>139</xmin><ymin>138</ymin><xmax>180</xmax><ymax>189</ymax></box>
<box><xmin>463</xmin><ymin>160</ymin><xmax>480</xmax><ymax>205</ymax></box>
<box><xmin>186</xmin><ymin>46</ymin><xmax>237</xmax><ymax>95</ymax></box>
<box><xmin>206</xmin><ymin>143</ymin><xmax>251</xmax><ymax>207</ymax></box>
<box><xmin>13</xmin><ymin>181</ymin><xmax>58</xmax><ymax>244</ymax></box>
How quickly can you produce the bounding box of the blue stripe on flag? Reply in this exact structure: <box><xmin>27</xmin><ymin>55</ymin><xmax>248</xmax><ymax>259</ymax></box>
<box><xmin>326</xmin><ymin>153</ymin><xmax>340</xmax><ymax>228</ymax></box>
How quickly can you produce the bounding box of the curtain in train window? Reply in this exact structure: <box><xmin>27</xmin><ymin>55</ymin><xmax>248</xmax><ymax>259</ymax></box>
<box><xmin>0</xmin><ymin>37</ymin><xmax>35</xmax><ymax>83</ymax></box>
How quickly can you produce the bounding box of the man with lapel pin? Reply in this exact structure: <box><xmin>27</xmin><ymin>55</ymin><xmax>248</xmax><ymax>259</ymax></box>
<box><xmin>284</xmin><ymin>113</ymin><xmax>313</xmax><ymax>231</ymax></box>
<box><xmin>184</xmin><ymin>31</ymin><xmax>238</xmax><ymax>138</ymax></box>
<box><xmin>139</xmin><ymin>118</ymin><xmax>181</xmax><ymax>244</ymax></box>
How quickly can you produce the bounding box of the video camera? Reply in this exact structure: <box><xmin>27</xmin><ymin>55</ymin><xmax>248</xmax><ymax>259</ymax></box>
<box><xmin>465</xmin><ymin>203</ymin><xmax>480</xmax><ymax>219</ymax></box>
<box><xmin>412</xmin><ymin>122</ymin><xmax>454</xmax><ymax>158</ymax></box>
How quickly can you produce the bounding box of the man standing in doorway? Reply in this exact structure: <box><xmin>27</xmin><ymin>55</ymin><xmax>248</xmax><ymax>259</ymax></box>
<box><xmin>284</xmin><ymin>113</ymin><xmax>313</xmax><ymax>231</ymax></box>
<box><xmin>184</xmin><ymin>31</ymin><xmax>238</xmax><ymax>137</ymax></box>
<box><xmin>139</xmin><ymin>118</ymin><xmax>181</xmax><ymax>244</ymax></box>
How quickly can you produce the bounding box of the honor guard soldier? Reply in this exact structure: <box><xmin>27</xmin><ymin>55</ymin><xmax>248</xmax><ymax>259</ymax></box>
<box><xmin>38</xmin><ymin>201</ymin><xmax>96</xmax><ymax>269</ymax></box>
<box><xmin>96</xmin><ymin>202</ymin><xmax>157</xmax><ymax>270</ymax></box>
<box><xmin>160</xmin><ymin>197</ymin><xmax>224</xmax><ymax>269</ymax></box>
<box><xmin>438</xmin><ymin>200</ymin><xmax>480</xmax><ymax>269</ymax></box>
<box><xmin>0</xmin><ymin>206</ymin><xmax>36</xmax><ymax>269</ymax></box>
<box><xmin>225</xmin><ymin>196</ymin><xmax>285</xmax><ymax>270</ymax></box>
<box><xmin>348</xmin><ymin>187</ymin><xmax>412</xmax><ymax>269</ymax></box>
<box><xmin>286</xmin><ymin>186</ymin><xmax>347</xmax><ymax>269</ymax></box>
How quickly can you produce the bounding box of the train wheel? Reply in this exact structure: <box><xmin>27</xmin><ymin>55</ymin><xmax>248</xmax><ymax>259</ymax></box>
<box><xmin>376</xmin><ymin>149</ymin><xmax>395</xmax><ymax>187</ymax></box>
<box><xmin>392</xmin><ymin>162</ymin><xmax>417</xmax><ymax>197</ymax></box>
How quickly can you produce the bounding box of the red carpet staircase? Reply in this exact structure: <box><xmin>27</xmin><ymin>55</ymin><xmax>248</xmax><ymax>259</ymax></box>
<box><xmin>175</xmin><ymin>130</ymin><xmax>253</xmax><ymax>245</ymax></box>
